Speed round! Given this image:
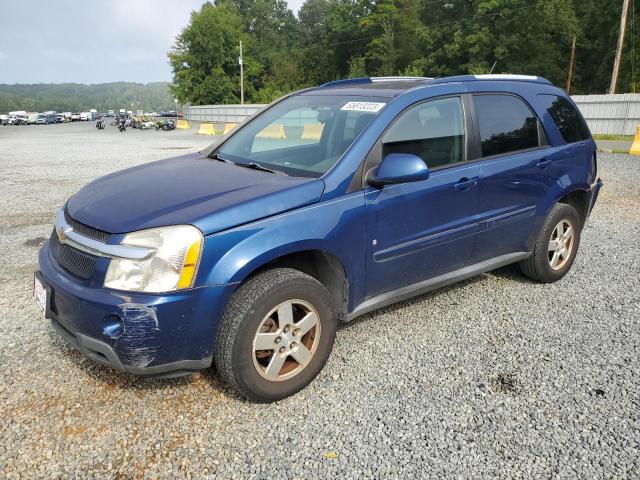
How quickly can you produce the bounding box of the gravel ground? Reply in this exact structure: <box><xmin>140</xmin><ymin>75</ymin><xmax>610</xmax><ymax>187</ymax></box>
<box><xmin>0</xmin><ymin>122</ymin><xmax>638</xmax><ymax>479</ymax></box>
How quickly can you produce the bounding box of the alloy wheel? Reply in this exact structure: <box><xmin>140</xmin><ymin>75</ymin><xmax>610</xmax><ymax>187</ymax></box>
<box><xmin>548</xmin><ymin>219</ymin><xmax>575</xmax><ymax>270</ymax></box>
<box><xmin>252</xmin><ymin>299</ymin><xmax>321</xmax><ymax>381</ymax></box>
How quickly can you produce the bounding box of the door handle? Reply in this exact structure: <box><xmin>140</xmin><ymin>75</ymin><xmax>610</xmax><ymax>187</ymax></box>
<box><xmin>454</xmin><ymin>177</ymin><xmax>478</xmax><ymax>191</ymax></box>
<box><xmin>537</xmin><ymin>159</ymin><xmax>553</xmax><ymax>169</ymax></box>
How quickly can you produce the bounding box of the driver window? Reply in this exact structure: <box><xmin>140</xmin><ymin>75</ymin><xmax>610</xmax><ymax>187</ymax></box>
<box><xmin>382</xmin><ymin>97</ymin><xmax>465</xmax><ymax>168</ymax></box>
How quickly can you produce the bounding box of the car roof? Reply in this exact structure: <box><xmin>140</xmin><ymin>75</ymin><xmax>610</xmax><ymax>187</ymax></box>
<box><xmin>301</xmin><ymin>74</ymin><xmax>555</xmax><ymax>98</ymax></box>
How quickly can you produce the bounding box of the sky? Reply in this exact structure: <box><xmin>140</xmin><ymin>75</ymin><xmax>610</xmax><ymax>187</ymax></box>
<box><xmin>0</xmin><ymin>0</ymin><xmax>305</xmax><ymax>85</ymax></box>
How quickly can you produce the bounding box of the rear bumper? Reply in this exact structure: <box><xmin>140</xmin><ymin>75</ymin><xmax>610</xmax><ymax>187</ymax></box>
<box><xmin>588</xmin><ymin>177</ymin><xmax>603</xmax><ymax>216</ymax></box>
<box><xmin>38</xmin><ymin>242</ymin><xmax>232</xmax><ymax>377</ymax></box>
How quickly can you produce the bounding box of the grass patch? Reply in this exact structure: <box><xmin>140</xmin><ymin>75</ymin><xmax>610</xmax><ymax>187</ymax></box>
<box><xmin>593</xmin><ymin>134</ymin><xmax>634</xmax><ymax>141</ymax></box>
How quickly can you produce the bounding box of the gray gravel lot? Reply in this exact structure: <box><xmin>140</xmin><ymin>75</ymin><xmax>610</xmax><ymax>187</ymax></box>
<box><xmin>0</xmin><ymin>122</ymin><xmax>639</xmax><ymax>479</ymax></box>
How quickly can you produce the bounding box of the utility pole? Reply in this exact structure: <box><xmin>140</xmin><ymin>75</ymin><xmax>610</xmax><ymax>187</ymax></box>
<box><xmin>610</xmin><ymin>0</ymin><xmax>631</xmax><ymax>94</ymax></box>
<box><xmin>239</xmin><ymin>40</ymin><xmax>244</xmax><ymax>105</ymax></box>
<box><xmin>566</xmin><ymin>36</ymin><xmax>577</xmax><ymax>93</ymax></box>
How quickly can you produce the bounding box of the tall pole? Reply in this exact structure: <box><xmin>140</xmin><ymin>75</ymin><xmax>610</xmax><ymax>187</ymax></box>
<box><xmin>610</xmin><ymin>0</ymin><xmax>631</xmax><ymax>94</ymax></box>
<box><xmin>566</xmin><ymin>36</ymin><xmax>577</xmax><ymax>93</ymax></box>
<box><xmin>239</xmin><ymin>40</ymin><xmax>244</xmax><ymax>105</ymax></box>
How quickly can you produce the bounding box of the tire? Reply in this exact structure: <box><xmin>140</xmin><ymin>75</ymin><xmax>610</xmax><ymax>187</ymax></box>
<box><xmin>519</xmin><ymin>203</ymin><xmax>582</xmax><ymax>283</ymax></box>
<box><xmin>214</xmin><ymin>268</ymin><xmax>337</xmax><ymax>402</ymax></box>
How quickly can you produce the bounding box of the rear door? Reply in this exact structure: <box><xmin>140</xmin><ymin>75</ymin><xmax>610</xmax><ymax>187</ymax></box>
<box><xmin>364</xmin><ymin>96</ymin><xmax>482</xmax><ymax>298</ymax></box>
<box><xmin>469</xmin><ymin>93</ymin><xmax>557</xmax><ymax>261</ymax></box>
<box><xmin>536</xmin><ymin>94</ymin><xmax>596</xmax><ymax>185</ymax></box>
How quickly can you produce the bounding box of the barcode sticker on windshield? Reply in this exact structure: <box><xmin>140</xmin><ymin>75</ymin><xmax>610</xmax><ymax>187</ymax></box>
<box><xmin>340</xmin><ymin>102</ymin><xmax>386</xmax><ymax>113</ymax></box>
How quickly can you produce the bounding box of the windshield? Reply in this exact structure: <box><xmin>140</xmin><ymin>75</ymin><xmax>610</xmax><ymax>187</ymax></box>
<box><xmin>215</xmin><ymin>94</ymin><xmax>386</xmax><ymax>177</ymax></box>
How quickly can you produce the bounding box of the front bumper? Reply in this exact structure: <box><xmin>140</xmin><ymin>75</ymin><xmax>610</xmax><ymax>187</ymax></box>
<box><xmin>38</xmin><ymin>242</ymin><xmax>231</xmax><ymax>377</ymax></box>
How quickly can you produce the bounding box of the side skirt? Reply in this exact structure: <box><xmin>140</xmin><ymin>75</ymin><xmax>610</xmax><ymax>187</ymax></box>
<box><xmin>346</xmin><ymin>252</ymin><xmax>530</xmax><ymax>321</ymax></box>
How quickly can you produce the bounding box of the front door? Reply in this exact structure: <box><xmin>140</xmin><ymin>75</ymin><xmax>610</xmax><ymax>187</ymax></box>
<box><xmin>364</xmin><ymin>96</ymin><xmax>482</xmax><ymax>298</ymax></box>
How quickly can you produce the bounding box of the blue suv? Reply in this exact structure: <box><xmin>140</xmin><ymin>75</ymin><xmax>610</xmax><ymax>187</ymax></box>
<box><xmin>35</xmin><ymin>75</ymin><xmax>602</xmax><ymax>402</ymax></box>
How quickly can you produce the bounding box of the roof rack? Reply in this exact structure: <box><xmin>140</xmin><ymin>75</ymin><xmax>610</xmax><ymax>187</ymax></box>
<box><xmin>370</xmin><ymin>76</ymin><xmax>433</xmax><ymax>82</ymax></box>
<box><xmin>431</xmin><ymin>74</ymin><xmax>552</xmax><ymax>85</ymax></box>
<box><xmin>320</xmin><ymin>76</ymin><xmax>432</xmax><ymax>88</ymax></box>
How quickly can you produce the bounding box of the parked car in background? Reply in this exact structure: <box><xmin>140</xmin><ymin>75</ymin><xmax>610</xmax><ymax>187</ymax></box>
<box><xmin>9</xmin><ymin>111</ymin><xmax>28</xmax><ymax>125</ymax></box>
<box><xmin>11</xmin><ymin>115</ymin><xmax>28</xmax><ymax>125</ymax></box>
<box><xmin>27</xmin><ymin>113</ymin><xmax>39</xmax><ymax>125</ymax></box>
<box><xmin>0</xmin><ymin>114</ymin><xmax>9</xmax><ymax>125</ymax></box>
<box><xmin>36</xmin><ymin>75</ymin><xmax>602</xmax><ymax>402</ymax></box>
<box><xmin>71</xmin><ymin>113</ymin><xmax>81</xmax><ymax>121</ymax></box>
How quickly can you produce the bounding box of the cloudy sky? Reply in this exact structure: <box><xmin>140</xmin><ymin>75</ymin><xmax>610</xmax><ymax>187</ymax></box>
<box><xmin>0</xmin><ymin>0</ymin><xmax>305</xmax><ymax>85</ymax></box>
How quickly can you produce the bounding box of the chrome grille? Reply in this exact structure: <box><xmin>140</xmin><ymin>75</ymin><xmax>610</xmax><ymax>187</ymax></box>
<box><xmin>64</xmin><ymin>208</ymin><xmax>109</xmax><ymax>242</ymax></box>
<box><xmin>49</xmin><ymin>229</ymin><xmax>97</xmax><ymax>280</ymax></box>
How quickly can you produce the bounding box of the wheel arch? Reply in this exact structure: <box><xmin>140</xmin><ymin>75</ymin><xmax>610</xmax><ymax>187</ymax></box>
<box><xmin>239</xmin><ymin>249</ymin><xmax>349</xmax><ymax>321</ymax></box>
<box><xmin>557</xmin><ymin>189</ymin><xmax>590</xmax><ymax>226</ymax></box>
<box><xmin>530</xmin><ymin>184</ymin><xmax>591</xmax><ymax>251</ymax></box>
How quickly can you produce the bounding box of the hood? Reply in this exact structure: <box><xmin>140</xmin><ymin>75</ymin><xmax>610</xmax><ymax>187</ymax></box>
<box><xmin>66</xmin><ymin>152</ymin><xmax>325</xmax><ymax>235</ymax></box>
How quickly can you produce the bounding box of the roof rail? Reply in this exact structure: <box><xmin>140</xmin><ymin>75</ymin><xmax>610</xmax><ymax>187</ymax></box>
<box><xmin>431</xmin><ymin>74</ymin><xmax>552</xmax><ymax>85</ymax></box>
<box><xmin>320</xmin><ymin>77</ymin><xmax>372</xmax><ymax>88</ymax></box>
<box><xmin>370</xmin><ymin>76</ymin><xmax>433</xmax><ymax>82</ymax></box>
<box><xmin>320</xmin><ymin>76</ymin><xmax>432</xmax><ymax>88</ymax></box>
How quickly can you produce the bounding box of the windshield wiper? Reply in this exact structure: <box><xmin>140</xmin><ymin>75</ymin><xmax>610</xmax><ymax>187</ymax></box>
<box><xmin>211</xmin><ymin>152</ymin><xmax>235</xmax><ymax>164</ymax></box>
<box><xmin>236</xmin><ymin>162</ymin><xmax>286</xmax><ymax>175</ymax></box>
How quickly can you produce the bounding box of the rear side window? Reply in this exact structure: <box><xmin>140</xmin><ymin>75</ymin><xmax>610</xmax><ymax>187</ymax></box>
<box><xmin>382</xmin><ymin>96</ymin><xmax>465</xmax><ymax>168</ymax></box>
<box><xmin>538</xmin><ymin>94</ymin><xmax>591</xmax><ymax>143</ymax></box>
<box><xmin>473</xmin><ymin>94</ymin><xmax>540</xmax><ymax>157</ymax></box>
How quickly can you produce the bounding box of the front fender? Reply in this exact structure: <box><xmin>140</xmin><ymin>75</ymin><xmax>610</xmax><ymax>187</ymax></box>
<box><xmin>195</xmin><ymin>191</ymin><xmax>367</xmax><ymax>310</ymax></box>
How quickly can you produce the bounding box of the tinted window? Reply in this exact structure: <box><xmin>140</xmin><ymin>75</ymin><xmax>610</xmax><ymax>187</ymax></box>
<box><xmin>382</xmin><ymin>97</ymin><xmax>465</xmax><ymax>168</ymax></box>
<box><xmin>538</xmin><ymin>94</ymin><xmax>591</xmax><ymax>143</ymax></box>
<box><xmin>473</xmin><ymin>95</ymin><xmax>540</xmax><ymax>157</ymax></box>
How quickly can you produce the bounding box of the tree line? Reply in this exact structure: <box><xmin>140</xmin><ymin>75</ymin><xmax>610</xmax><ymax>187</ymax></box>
<box><xmin>169</xmin><ymin>0</ymin><xmax>639</xmax><ymax>105</ymax></box>
<box><xmin>0</xmin><ymin>82</ymin><xmax>174</xmax><ymax>113</ymax></box>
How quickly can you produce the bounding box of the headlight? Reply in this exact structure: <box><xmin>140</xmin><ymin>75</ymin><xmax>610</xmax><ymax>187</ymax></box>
<box><xmin>104</xmin><ymin>225</ymin><xmax>203</xmax><ymax>293</ymax></box>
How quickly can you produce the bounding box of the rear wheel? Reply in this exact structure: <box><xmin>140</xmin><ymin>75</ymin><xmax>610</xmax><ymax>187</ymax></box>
<box><xmin>214</xmin><ymin>268</ymin><xmax>337</xmax><ymax>402</ymax></box>
<box><xmin>519</xmin><ymin>203</ymin><xmax>581</xmax><ymax>283</ymax></box>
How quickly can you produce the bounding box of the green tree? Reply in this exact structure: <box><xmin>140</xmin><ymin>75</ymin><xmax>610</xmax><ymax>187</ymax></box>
<box><xmin>348</xmin><ymin>56</ymin><xmax>368</xmax><ymax>77</ymax></box>
<box><xmin>360</xmin><ymin>0</ymin><xmax>397</xmax><ymax>75</ymax></box>
<box><xmin>164</xmin><ymin>0</ymin><xmax>640</xmax><ymax>106</ymax></box>
<box><xmin>168</xmin><ymin>2</ymin><xmax>245</xmax><ymax>104</ymax></box>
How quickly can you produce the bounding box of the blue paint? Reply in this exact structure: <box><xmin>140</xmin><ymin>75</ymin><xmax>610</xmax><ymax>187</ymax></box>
<box><xmin>38</xmin><ymin>76</ymin><xmax>601</xmax><ymax>374</ymax></box>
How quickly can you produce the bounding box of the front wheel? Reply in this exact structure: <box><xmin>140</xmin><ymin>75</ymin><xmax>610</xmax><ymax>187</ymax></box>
<box><xmin>519</xmin><ymin>203</ymin><xmax>582</xmax><ymax>283</ymax></box>
<box><xmin>214</xmin><ymin>268</ymin><xmax>337</xmax><ymax>402</ymax></box>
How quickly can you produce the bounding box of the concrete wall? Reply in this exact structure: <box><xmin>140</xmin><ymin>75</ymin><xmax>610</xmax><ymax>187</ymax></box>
<box><xmin>573</xmin><ymin>94</ymin><xmax>640</xmax><ymax>136</ymax></box>
<box><xmin>185</xmin><ymin>95</ymin><xmax>640</xmax><ymax>136</ymax></box>
<box><xmin>183</xmin><ymin>104</ymin><xmax>266</xmax><ymax>124</ymax></box>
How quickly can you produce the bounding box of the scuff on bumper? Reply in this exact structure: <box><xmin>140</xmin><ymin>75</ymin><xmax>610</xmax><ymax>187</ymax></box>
<box><xmin>37</xmin><ymin>243</ymin><xmax>231</xmax><ymax>377</ymax></box>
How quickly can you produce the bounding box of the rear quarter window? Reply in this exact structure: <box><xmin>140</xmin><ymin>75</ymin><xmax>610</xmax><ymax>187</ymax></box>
<box><xmin>538</xmin><ymin>94</ymin><xmax>591</xmax><ymax>143</ymax></box>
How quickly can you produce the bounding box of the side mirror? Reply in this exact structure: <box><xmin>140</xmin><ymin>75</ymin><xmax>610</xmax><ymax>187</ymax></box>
<box><xmin>367</xmin><ymin>153</ymin><xmax>429</xmax><ymax>188</ymax></box>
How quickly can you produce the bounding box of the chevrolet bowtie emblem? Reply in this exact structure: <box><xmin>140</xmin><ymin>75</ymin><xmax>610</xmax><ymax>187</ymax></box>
<box><xmin>57</xmin><ymin>226</ymin><xmax>68</xmax><ymax>243</ymax></box>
